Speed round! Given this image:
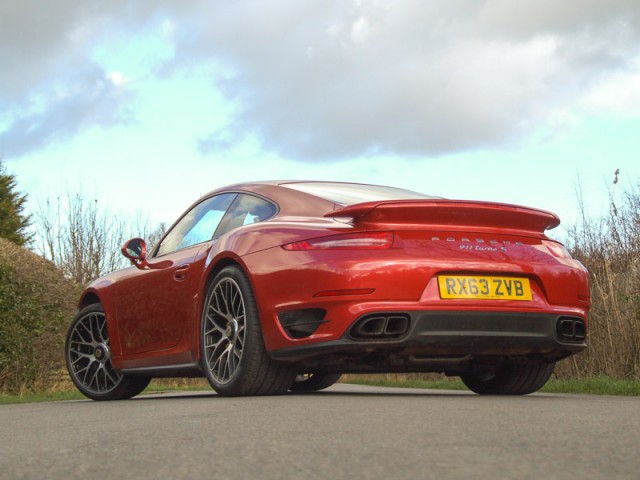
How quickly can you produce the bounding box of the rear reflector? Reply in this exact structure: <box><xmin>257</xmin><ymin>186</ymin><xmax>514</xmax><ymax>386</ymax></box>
<box><xmin>313</xmin><ymin>288</ymin><xmax>376</xmax><ymax>298</ymax></box>
<box><xmin>282</xmin><ymin>232</ymin><xmax>393</xmax><ymax>251</ymax></box>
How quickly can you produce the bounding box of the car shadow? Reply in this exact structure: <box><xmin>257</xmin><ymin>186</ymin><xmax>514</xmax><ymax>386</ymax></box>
<box><xmin>128</xmin><ymin>387</ymin><xmax>566</xmax><ymax>401</ymax></box>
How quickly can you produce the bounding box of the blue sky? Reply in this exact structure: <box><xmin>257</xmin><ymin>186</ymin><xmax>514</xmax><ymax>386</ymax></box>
<box><xmin>2</xmin><ymin>1</ymin><xmax>639</xmax><ymax>241</ymax></box>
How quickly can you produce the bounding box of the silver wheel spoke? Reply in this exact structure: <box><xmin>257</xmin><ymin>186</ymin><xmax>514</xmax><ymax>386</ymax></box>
<box><xmin>207</xmin><ymin>338</ymin><xmax>227</xmax><ymax>364</ymax></box>
<box><xmin>71</xmin><ymin>355</ymin><xmax>91</xmax><ymax>367</ymax></box>
<box><xmin>204</xmin><ymin>316</ymin><xmax>227</xmax><ymax>335</ymax></box>
<box><xmin>227</xmin><ymin>346</ymin><xmax>236</xmax><ymax>374</ymax></box>
<box><xmin>76</xmin><ymin>325</ymin><xmax>92</xmax><ymax>344</ymax></box>
<box><xmin>104</xmin><ymin>365</ymin><xmax>118</xmax><ymax>386</ymax></box>
<box><xmin>89</xmin><ymin>368</ymin><xmax>99</xmax><ymax>390</ymax></box>
<box><xmin>208</xmin><ymin>304</ymin><xmax>228</xmax><ymax>321</ymax></box>
<box><xmin>88</xmin><ymin>315</ymin><xmax>98</xmax><ymax>343</ymax></box>
<box><xmin>71</xmin><ymin>339</ymin><xmax>93</xmax><ymax>349</ymax></box>
<box><xmin>230</xmin><ymin>289</ymin><xmax>240</xmax><ymax>317</ymax></box>
<box><xmin>70</xmin><ymin>348</ymin><xmax>92</xmax><ymax>358</ymax></box>
<box><xmin>221</xmin><ymin>284</ymin><xmax>231</xmax><ymax>316</ymax></box>
<box><xmin>99</xmin><ymin>320</ymin><xmax>108</xmax><ymax>343</ymax></box>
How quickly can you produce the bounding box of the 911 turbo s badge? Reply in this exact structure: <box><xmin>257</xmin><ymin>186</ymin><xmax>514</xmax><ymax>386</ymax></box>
<box><xmin>459</xmin><ymin>244</ymin><xmax>508</xmax><ymax>252</ymax></box>
<box><xmin>430</xmin><ymin>236</ymin><xmax>519</xmax><ymax>253</ymax></box>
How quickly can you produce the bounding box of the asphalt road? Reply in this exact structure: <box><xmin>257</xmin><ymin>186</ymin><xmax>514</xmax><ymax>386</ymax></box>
<box><xmin>1</xmin><ymin>384</ymin><xmax>638</xmax><ymax>480</ymax></box>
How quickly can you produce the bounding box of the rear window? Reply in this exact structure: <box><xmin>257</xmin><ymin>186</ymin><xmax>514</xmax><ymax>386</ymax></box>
<box><xmin>214</xmin><ymin>194</ymin><xmax>278</xmax><ymax>237</ymax></box>
<box><xmin>282</xmin><ymin>182</ymin><xmax>438</xmax><ymax>206</ymax></box>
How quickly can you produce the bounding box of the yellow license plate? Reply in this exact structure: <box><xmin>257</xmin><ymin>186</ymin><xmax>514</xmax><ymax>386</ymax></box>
<box><xmin>438</xmin><ymin>275</ymin><xmax>532</xmax><ymax>301</ymax></box>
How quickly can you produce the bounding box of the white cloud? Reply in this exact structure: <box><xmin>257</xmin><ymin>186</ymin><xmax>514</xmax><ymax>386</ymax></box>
<box><xmin>581</xmin><ymin>67</ymin><xmax>640</xmax><ymax>116</ymax></box>
<box><xmin>2</xmin><ymin>0</ymin><xmax>640</xmax><ymax>160</ymax></box>
<box><xmin>181</xmin><ymin>0</ymin><xmax>640</xmax><ymax>159</ymax></box>
<box><xmin>350</xmin><ymin>17</ymin><xmax>372</xmax><ymax>43</ymax></box>
<box><xmin>161</xmin><ymin>19</ymin><xmax>176</xmax><ymax>39</ymax></box>
<box><xmin>0</xmin><ymin>67</ymin><xmax>134</xmax><ymax>158</ymax></box>
<box><xmin>108</xmin><ymin>72</ymin><xmax>130</xmax><ymax>87</ymax></box>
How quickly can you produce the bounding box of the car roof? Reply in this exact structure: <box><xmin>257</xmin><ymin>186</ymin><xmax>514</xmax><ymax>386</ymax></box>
<box><xmin>193</xmin><ymin>180</ymin><xmax>437</xmax><ymax>218</ymax></box>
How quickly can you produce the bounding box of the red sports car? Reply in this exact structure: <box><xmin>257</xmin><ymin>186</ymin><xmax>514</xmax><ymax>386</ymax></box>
<box><xmin>65</xmin><ymin>181</ymin><xmax>590</xmax><ymax>399</ymax></box>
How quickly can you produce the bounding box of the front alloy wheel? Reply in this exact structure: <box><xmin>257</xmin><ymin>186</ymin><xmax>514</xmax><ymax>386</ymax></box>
<box><xmin>65</xmin><ymin>304</ymin><xmax>150</xmax><ymax>401</ymax></box>
<box><xmin>201</xmin><ymin>266</ymin><xmax>296</xmax><ymax>396</ymax></box>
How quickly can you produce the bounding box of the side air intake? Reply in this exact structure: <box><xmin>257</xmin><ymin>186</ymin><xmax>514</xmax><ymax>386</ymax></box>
<box><xmin>278</xmin><ymin>309</ymin><xmax>328</xmax><ymax>339</ymax></box>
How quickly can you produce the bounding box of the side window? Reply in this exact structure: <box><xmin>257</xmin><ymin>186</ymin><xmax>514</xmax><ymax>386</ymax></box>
<box><xmin>214</xmin><ymin>194</ymin><xmax>277</xmax><ymax>237</ymax></box>
<box><xmin>155</xmin><ymin>193</ymin><xmax>236</xmax><ymax>257</ymax></box>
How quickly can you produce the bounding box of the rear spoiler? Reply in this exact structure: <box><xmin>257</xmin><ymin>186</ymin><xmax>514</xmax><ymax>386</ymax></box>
<box><xmin>324</xmin><ymin>200</ymin><xmax>560</xmax><ymax>234</ymax></box>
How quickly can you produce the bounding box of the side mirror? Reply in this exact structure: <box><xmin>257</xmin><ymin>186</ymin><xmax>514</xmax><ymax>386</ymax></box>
<box><xmin>121</xmin><ymin>238</ymin><xmax>148</xmax><ymax>269</ymax></box>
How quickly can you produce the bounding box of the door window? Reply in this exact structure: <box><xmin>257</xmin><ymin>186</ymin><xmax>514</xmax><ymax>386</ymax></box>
<box><xmin>155</xmin><ymin>194</ymin><xmax>236</xmax><ymax>257</ymax></box>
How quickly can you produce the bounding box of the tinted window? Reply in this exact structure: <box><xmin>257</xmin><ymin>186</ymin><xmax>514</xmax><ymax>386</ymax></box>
<box><xmin>156</xmin><ymin>193</ymin><xmax>236</xmax><ymax>257</ymax></box>
<box><xmin>214</xmin><ymin>194</ymin><xmax>277</xmax><ymax>237</ymax></box>
<box><xmin>282</xmin><ymin>182</ymin><xmax>438</xmax><ymax>205</ymax></box>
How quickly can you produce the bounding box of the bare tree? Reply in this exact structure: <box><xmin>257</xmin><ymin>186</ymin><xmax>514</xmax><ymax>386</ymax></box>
<box><xmin>147</xmin><ymin>221</ymin><xmax>168</xmax><ymax>251</ymax></box>
<box><xmin>34</xmin><ymin>192</ymin><xmax>158</xmax><ymax>285</ymax></box>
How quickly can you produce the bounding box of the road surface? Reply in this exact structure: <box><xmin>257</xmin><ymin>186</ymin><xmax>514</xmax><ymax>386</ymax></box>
<box><xmin>1</xmin><ymin>384</ymin><xmax>638</xmax><ymax>479</ymax></box>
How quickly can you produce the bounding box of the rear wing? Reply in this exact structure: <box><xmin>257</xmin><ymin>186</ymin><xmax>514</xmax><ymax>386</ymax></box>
<box><xmin>325</xmin><ymin>200</ymin><xmax>560</xmax><ymax>235</ymax></box>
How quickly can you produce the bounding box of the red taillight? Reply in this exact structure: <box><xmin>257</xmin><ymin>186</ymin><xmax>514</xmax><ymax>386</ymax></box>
<box><xmin>282</xmin><ymin>232</ymin><xmax>394</xmax><ymax>251</ymax></box>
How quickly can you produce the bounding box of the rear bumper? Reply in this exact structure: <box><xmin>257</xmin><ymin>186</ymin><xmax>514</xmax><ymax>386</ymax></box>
<box><xmin>269</xmin><ymin>311</ymin><xmax>587</xmax><ymax>363</ymax></box>
<box><xmin>245</xmin><ymin>242</ymin><xmax>591</xmax><ymax>352</ymax></box>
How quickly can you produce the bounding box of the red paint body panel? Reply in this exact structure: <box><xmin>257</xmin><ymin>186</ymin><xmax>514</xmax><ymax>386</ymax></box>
<box><xmin>77</xmin><ymin>181</ymin><xmax>590</xmax><ymax>376</ymax></box>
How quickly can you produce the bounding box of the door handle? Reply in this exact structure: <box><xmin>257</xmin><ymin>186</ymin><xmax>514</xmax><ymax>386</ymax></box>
<box><xmin>174</xmin><ymin>265</ymin><xmax>190</xmax><ymax>282</ymax></box>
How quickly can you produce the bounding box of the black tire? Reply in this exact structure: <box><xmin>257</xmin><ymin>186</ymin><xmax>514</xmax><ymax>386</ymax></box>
<box><xmin>65</xmin><ymin>304</ymin><xmax>151</xmax><ymax>401</ymax></box>
<box><xmin>201</xmin><ymin>266</ymin><xmax>297</xmax><ymax>396</ymax></box>
<box><xmin>290</xmin><ymin>373</ymin><xmax>342</xmax><ymax>393</ymax></box>
<box><xmin>460</xmin><ymin>362</ymin><xmax>555</xmax><ymax>395</ymax></box>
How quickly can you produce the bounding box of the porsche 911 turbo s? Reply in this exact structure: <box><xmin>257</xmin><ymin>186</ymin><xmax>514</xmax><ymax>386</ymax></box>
<box><xmin>65</xmin><ymin>181</ymin><xmax>590</xmax><ymax>399</ymax></box>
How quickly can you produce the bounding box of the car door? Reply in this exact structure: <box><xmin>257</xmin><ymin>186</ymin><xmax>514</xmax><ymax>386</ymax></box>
<box><xmin>115</xmin><ymin>193</ymin><xmax>237</xmax><ymax>355</ymax></box>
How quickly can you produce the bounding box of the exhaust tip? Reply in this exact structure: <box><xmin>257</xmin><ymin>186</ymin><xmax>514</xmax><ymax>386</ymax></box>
<box><xmin>350</xmin><ymin>314</ymin><xmax>410</xmax><ymax>340</ymax></box>
<box><xmin>556</xmin><ymin>316</ymin><xmax>587</xmax><ymax>342</ymax></box>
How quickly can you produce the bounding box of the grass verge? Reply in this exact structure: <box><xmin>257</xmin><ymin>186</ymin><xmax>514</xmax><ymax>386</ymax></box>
<box><xmin>0</xmin><ymin>380</ymin><xmax>210</xmax><ymax>405</ymax></box>
<box><xmin>540</xmin><ymin>376</ymin><xmax>640</xmax><ymax>396</ymax></box>
<box><xmin>0</xmin><ymin>390</ymin><xmax>86</xmax><ymax>405</ymax></box>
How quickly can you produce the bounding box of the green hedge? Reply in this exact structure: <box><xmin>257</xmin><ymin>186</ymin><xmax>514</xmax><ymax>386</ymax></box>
<box><xmin>0</xmin><ymin>237</ymin><xmax>80</xmax><ymax>393</ymax></box>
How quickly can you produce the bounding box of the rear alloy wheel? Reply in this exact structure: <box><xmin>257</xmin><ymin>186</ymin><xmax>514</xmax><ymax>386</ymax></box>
<box><xmin>65</xmin><ymin>304</ymin><xmax>150</xmax><ymax>401</ymax></box>
<box><xmin>460</xmin><ymin>362</ymin><xmax>555</xmax><ymax>395</ymax></box>
<box><xmin>290</xmin><ymin>373</ymin><xmax>342</xmax><ymax>393</ymax></box>
<box><xmin>201</xmin><ymin>266</ymin><xmax>296</xmax><ymax>396</ymax></box>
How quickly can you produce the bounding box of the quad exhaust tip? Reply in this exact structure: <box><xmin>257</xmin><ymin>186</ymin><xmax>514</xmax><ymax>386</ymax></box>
<box><xmin>556</xmin><ymin>316</ymin><xmax>587</xmax><ymax>341</ymax></box>
<box><xmin>350</xmin><ymin>314</ymin><xmax>411</xmax><ymax>340</ymax></box>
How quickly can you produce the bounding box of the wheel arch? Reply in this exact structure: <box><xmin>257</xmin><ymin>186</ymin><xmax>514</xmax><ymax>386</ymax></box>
<box><xmin>198</xmin><ymin>252</ymin><xmax>297</xmax><ymax>395</ymax></box>
<box><xmin>78</xmin><ymin>291</ymin><xmax>101</xmax><ymax>310</ymax></box>
<box><xmin>197</xmin><ymin>251</ymin><xmax>282</xmax><ymax>354</ymax></box>
<box><xmin>204</xmin><ymin>256</ymin><xmax>247</xmax><ymax>292</ymax></box>
<box><xmin>76</xmin><ymin>289</ymin><xmax>123</xmax><ymax>356</ymax></box>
